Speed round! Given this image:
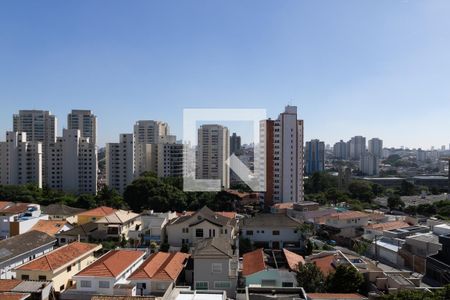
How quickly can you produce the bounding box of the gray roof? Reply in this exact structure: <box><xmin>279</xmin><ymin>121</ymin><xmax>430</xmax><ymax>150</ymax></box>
<box><xmin>193</xmin><ymin>237</ymin><xmax>234</xmax><ymax>258</ymax></box>
<box><xmin>41</xmin><ymin>204</ymin><xmax>85</xmax><ymax>216</ymax></box>
<box><xmin>56</xmin><ymin>222</ymin><xmax>98</xmax><ymax>237</ymax></box>
<box><xmin>0</xmin><ymin>231</ymin><xmax>56</xmax><ymax>264</ymax></box>
<box><xmin>171</xmin><ymin>206</ymin><xmax>235</xmax><ymax>228</ymax></box>
<box><xmin>12</xmin><ymin>280</ymin><xmax>52</xmax><ymax>292</ymax></box>
<box><xmin>242</xmin><ymin>214</ymin><xmax>302</xmax><ymax>228</ymax></box>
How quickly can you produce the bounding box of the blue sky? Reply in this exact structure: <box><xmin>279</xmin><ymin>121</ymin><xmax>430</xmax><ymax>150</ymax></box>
<box><xmin>1</xmin><ymin>0</ymin><xmax>450</xmax><ymax>148</ymax></box>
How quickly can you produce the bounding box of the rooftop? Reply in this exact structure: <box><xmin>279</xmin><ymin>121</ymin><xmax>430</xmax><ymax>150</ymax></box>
<box><xmin>242</xmin><ymin>214</ymin><xmax>301</xmax><ymax>228</ymax></box>
<box><xmin>0</xmin><ymin>293</ymin><xmax>30</xmax><ymax>300</ymax></box>
<box><xmin>56</xmin><ymin>221</ymin><xmax>98</xmax><ymax>237</ymax></box>
<box><xmin>0</xmin><ymin>231</ymin><xmax>55</xmax><ymax>263</ymax></box>
<box><xmin>77</xmin><ymin>206</ymin><xmax>116</xmax><ymax>217</ymax></box>
<box><xmin>242</xmin><ymin>248</ymin><xmax>266</xmax><ymax>276</ymax></box>
<box><xmin>128</xmin><ymin>251</ymin><xmax>190</xmax><ymax>281</ymax></box>
<box><xmin>328</xmin><ymin>211</ymin><xmax>369</xmax><ymax>220</ymax></box>
<box><xmin>0</xmin><ymin>280</ymin><xmax>52</xmax><ymax>293</ymax></box>
<box><xmin>41</xmin><ymin>204</ymin><xmax>85</xmax><ymax>216</ymax></box>
<box><xmin>75</xmin><ymin>249</ymin><xmax>145</xmax><ymax>278</ymax></box>
<box><xmin>307</xmin><ymin>293</ymin><xmax>367</xmax><ymax>300</ymax></box>
<box><xmin>31</xmin><ymin>219</ymin><xmax>68</xmax><ymax>236</ymax></box>
<box><xmin>193</xmin><ymin>237</ymin><xmax>234</xmax><ymax>258</ymax></box>
<box><xmin>283</xmin><ymin>248</ymin><xmax>305</xmax><ymax>271</ymax></box>
<box><xmin>365</xmin><ymin>221</ymin><xmax>410</xmax><ymax>231</ymax></box>
<box><xmin>171</xmin><ymin>206</ymin><xmax>236</xmax><ymax>228</ymax></box>
<box><xmin>96</xmin><ymin>209</ymin><xmax>139</xmax><ymax>224</ymax></box>
<box><xmin>16</xmin><ymin>242</ymin><xmax>101</xmax><ymax>272</ymax></box>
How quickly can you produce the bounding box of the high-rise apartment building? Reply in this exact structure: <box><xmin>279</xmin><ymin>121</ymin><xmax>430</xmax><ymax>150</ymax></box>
<box><xmin>230</xmin><ymin>132</ymin><xmax>241</xmax><ymax>155</ymax></box>
<box><xmin>333</xmin><ymin>140</ymin><xmax>348</xmax><ymax>159</ymax></box>
<box><xmin>360</xmin><ymin>151</ymin><xmax>379</xmax><ymax>176</ymax></box>
<box><xmin>305</xmin><ymin>139</ymin><xmax>325</xmax><ymax>175</ymax></box>
<box><xmin>67</xmin><ymin>110</ymin><xmax>97</xmax><ymax>145</ymax></box>
<box><xmin>259</xmin><ymin>105</ymin><xmax>304</xmax><ymax>206</ymax></box>
<box><xmin>13</xmin><ymin>110</ymin><xmax>57</xmax><ymax>184</ymax></box>
<box><xmin>47</xmin><ymin>129</ymin><xmax>98</xmax><ymax>194</ymax></box>
<box><xmin>368</xmin><ymin>138</ymin><xmax>383</xmax><ymax>159</ymax></box>
<box><xmin>106</xmin><ymin>133</ymin><xmax>135</xmax><ymax>194</ymax></box>
<box><xmin>349</xmin><ymin>136</ymin><xmax>366</xmax><ymax>160</ymax></box>
<box><xmin>197</xmin><ymin>124</ymin><xmax>230</xmax><ymax>189</ymax></box>
<box><xmin>0</xmin><ymin>132</ymin><xmax>42</xmax><ymax>188</ymax></box>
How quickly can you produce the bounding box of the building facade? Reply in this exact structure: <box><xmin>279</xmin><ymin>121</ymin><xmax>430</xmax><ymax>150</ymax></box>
<box><xmin>305</xmin><ymin>139</ymin><xmax>325</xmax><ymax>175</ymax></box>
<box><xmin>368</xmin><ymin>138</ymin><xmax>383</xmax><ymax>159</ymax></box>
<box><xmin>333</xmin><ymin>140</ymin><xmax>348</xmax><ymax>160</ymax></box>
<box><xmin>349</xmin><ymin>136</ymin><xmax>366</xmax><ymax>160</ymax></box>
<box><xmin>360</xmin><ymin>151</ymin><xmax>379</xmax><ymax>176</ymax></box>
<box><xmin>106</xmin><ymin>133</ymin><xmax>135</xmax><ymax>194</ymax></box>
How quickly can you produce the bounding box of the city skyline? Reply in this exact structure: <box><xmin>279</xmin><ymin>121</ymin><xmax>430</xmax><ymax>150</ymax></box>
<box><xmin>1</xmin><ymin>1</ymin><xmax>450</xmax><ymax>148</ymax></box>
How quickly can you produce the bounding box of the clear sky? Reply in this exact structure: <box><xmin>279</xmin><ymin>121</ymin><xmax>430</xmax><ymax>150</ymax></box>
<box><xmin>1</xmin><ymin>0</ymin><xmax>450</xmax><ymax>149</ymax></box>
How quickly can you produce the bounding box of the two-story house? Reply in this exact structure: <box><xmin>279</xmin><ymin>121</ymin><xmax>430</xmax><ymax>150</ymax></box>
<box><xmin>192</xmin><ymin>237</ymin><xmax>238</xmax><ymax>298</ymax></box>
<box><xmin>166</xmin><ymin>206</ymin><xmax>237</xmax><ymax>247</ymax></box>
<box><xmin>94</xmin><ymin>209</ymin><xmax>141</xmax><ymax>241</ymax></box>
<box><xmin>73</xmin><ymin>206</ymin><xmax>116</xmax><ymax>225</ymax></box>
<box><xmin>128</xmin><ymin>251</ymin><xmax>190</xmax><ymax>296</ymax></box>
<box><xmin>325</xmin><ymin>211</ymin><xmax>370</xmax><ymax>238</ymax></box>
<box><xmin>14</xmin><ymin>242</ymin><xmax>102</xmax><ymax>292</ymax></box>
<box><xmin>129</xmin><ymin>210</ymin><xmax>178</xmax><ymax>245</ymax></box>
<box><xmin>240</xmin><ymin>214</ymin><xmax>302</xmax><ymax>249</ymax></box>
<box><xmin>0</xmin><ymin>203</ymin><xmax>49</xmax><ymax>239</ymax></box>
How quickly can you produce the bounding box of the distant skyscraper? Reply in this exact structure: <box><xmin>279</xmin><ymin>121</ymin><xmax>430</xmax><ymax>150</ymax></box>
<box><xmin>333</xmin><ymin>140</ymin><xmax>348</xmax><ymax>160</ymax></box>
<box><xmin>349</xmin><ymin>136</ymin><xmax>366</xmax><ymax>160</ymax></box>
<box><xmin>305</xmin><ymin>139</ymin><xmax>325</xmax><ymax>175</ymax></box>
<box><xmin>230</xmin><ymin>132</ymin><xmax>241</xmax><ymax>155</ymax></box>
<box><xmin>259</xmin><ymin>105</ymin><xmax>304</xmax><ymax>206</ymax></box>
<box><xmin>0</xmin><ymin>132</ymin><xmax>42</xmax><ymax>188</ymax></box>
<box><xmin>67</xmin><ymin>110</ymin><xmax>97</xmax><ymax>145</ymax></box>
<box><xmin>106</xmin><ymin>133</ymin><xmax>135</xmax><ymax>194</ymax></box>
<box><xmin>13</xmin><ymin>110</ymin><xmax>57</xmax><ymax>184</ymax></box>
<box><xmin>417</xmin><ymin>148</ymin><xmax>427</xmax><ymax>162</ymax></box>
<box><xmin>368</xmin><ymin>138</ymin><xmax>383</xmax><ymax>158</ymax></box>
<box><xmin>197</xmin><ymin>124</ymin><xmax>230</xmax><ymax>189</ymax></box>
<box><xmin>360</xmin><ymin>151</ymin><xmax>379</xmax><ymax>176</ymax></box>
<box><xmin>47</xmin><ymin>129</ymin><xmax>98</xmax><ymax>194</ymax></box>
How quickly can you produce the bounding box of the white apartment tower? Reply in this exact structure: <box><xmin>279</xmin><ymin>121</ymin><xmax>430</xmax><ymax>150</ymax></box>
<box><xmin>197</xmin><ymin>124</ymin><xmax>230</xmax><ymax>189</ymax></box>
<box><xmin>0</xmin><ymin>132</ymin><xmax>42</xmax><ymax>188</ymax></box>
<box><xmin>13</xmin><ymin>110</ymin><xmax>57</xmax><ymax>184</ymax></box>
<box><xmin>349</xmin><ymin>136</ymin><xmax>366</xmax><ymax>160</ymax></box>
<box><xmin>47</xmin><ymin>129</ymin><xmax>98</xmax><ymax>194</ymax></box>
<box><xmin>360</xmin><ymin>151</ymin><xmax>379</xmax><ymax>176</ymax></box>
<box><xmin>106</xmin><ymin>133</ymin><xmax>135</xmax><ymax>194</ymax></box>
<box><xmin>260</xmin><ymin>106</ymin><xmax>304</xmax><ymax>206</ymax></box>
<box><xmin>368</xmin><ymin>138</ymin><xmax>383</xmax><ymax>159</ymax></box>
<box><xmin>67</xmin><ymin>110</ymin><xmax>97</xmax><ymax>145</ymax></box>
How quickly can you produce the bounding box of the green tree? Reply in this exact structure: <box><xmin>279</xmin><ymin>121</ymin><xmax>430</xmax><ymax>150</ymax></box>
<box><xmin>348</xmin><ymin>180</ymin><xmax>375</xmax><ymax>202</ymax></box>
<box><xmin>326</xmin><ymin>265</ymin><xmax>364</xmax><ymax>293</ymax></box>
<box><xmin>159</xmin><ymin>242</ymin><xmax>170</xmax><ymax>252</ymax></box>
<box><xmin>296</xmin><ymin>263</ymin><xmax>326</xmax><ymax>293</ymax></box>
<box><xmin>399</xmin><ymin>180</ymin><xmax>416</xmax><ymax>196</ymax></box>
<box><xmin>387</xmin><ymin>194</ymin><xmax>405</xmax><ymax>211</ymax></box>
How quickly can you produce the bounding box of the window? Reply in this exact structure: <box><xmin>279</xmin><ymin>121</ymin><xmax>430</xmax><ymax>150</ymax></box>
<box><xmin>38</xmin><ymin>275</ymin><xmax>47</xmax><ymax>281</ymax></box>
<box><xmin>282</xmin><ymin>282</ymin><xmax>294</xmax><ymax>287</ymax></box>
<box><xmin>195</xmin><ymin>281</ymin><xmax>209</xmax><ymax>290</ymax></box>
<box><xmin>196</xmin><ymin>229</ymin><xmax>203</xmax><ymax>237</ymax></box>
<box><xmin>21</xmin><ymin>275</ymin><xmax>29</xmax><ymax>280</ymax></box>
<box><xmin>212</xmin><ymin>263</ymin><xmax>222</xmax><ymax>273</ymax></box>
<box><xmin>272</xmin><ymin>230</ymin><xmax>280</xmax><ymax>235</ymax></box>
<box><xmin>60</xmin><ymin>284</ymin><xmax>65</xmax><ymax>291</ymax></box>
<box><xmin>80</xmin><ymin>280</ymin><xmax>92</xmax><ymax>288</ymax></box>
<box><xmin>214</xmin><ymin>281</ymin><xmax>231</xmax><ymax>288</ymax></box>
<box><xmin>182</xmin><ymin>227</ymin><xmax>189</xmax><ymax>233</ymax></box>
<box><xmin>99</xmin><ymin>281</ymin><xmax>110</xmax><ymax>288</ymax></box>
<box><xmin>67</xmin><ymin>265</ymin><xmax>72</xmax><ymax>272</ymax></box>
<box><xmin>246</xmin><ymin>230</ymin><xmax>253</xmax><ymax>235</ymax></box>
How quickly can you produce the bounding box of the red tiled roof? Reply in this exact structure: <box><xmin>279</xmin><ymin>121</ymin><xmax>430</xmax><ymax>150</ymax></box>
<box><xmin>75</xmin><ymin>250</ymin><xmax>145</xmax><ymax>278</ymax></box>
<box><xmin>128</xmin><ymin>252</ymin><xmax>189</xmax><ymax>280</ymax></box>
<box><xmin>0</xmin><ymin>293</ymin><xmax>30</xmax><ymax>300</ymax></box>
<box><xmin>217</xmin><ymin>211</ymin><xmax>236</xmax><ymax>219</ymax></box>
<box><xmin>307</xmin><ymin>293</ymin><xmax>366</xmax><ymax>299</ymax></box>
<box><xmin>0</xmin><ymin>201</ymin><xmax>11</xmax><ymax>210</ymax></box>
<box><xmin>329</xmin><ymin>211</ymin><xmax>369</xmax><ymax>220</ymax></box>
<box><xmin>0</xmin><ymin>280</ymin><xmax>22</xmax><ymax>292</ymax></box>
<box><xmin>272</xmin><ymin>203</ymin><xmax>294</xmax><ymax>209</ymax></box>
<box><xmin>0</xmin><ymin>203</ymin><xmax>32</xmax><ymax>214</ymax></box>
<box><xmin>242</xmin><ymin>248</ymin><xmax>266</xmax><ymax>276</ymax></box>
<box><xmin>16</xmin><ymin>242</ymin><xmax>100</xmax><ymax>271</ymax></box>
<box><xmin>77</xmin><ymin>206</ymin><xmax>116</xmax><ymax>217</ymax></box>
<box><xmin>309</xmin><ymin>254</ymin><xmax>336</xmax><ymax>276</ymax></box>
<box><xmin>283</xmin><ymin>248</ymin><xmax>305</xmax><ymax>271</ymax></box>
<box><xmin>31</xmin><ymin>220</ymin><xmax>67</xmax><ymax>236</ymax></box>
<box><xmin>365</xmin><ymin>221</ymin><xmax>410</xmax><ymax>231</ymax></box>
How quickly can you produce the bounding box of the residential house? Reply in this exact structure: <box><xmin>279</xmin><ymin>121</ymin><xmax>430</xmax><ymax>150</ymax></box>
<box><xmin>130</xmin><ymin>211</ymin><xmax>177</xmax><ymax>245</ymax></box>
<box><xmin>65</xmin><ymin>249</ymin><xmax>145</xmax><ymax>298</ymax></box>
<box><xmin>0</xmin><ymin>279</ymin><xmax>53</xmax><ymax>300</ymax></box>
<box><xmin>30</xmin><ymin>219</ymin><xmax>72</xmax><ymax>237</ymax></box>
<box><xmin>0</xmin><ymin>203</ymin><xmax>49</xmax><ymax>239</ymax></box>
<box><xmin>363</xmin><ymin>221</ymin><xmax>410</xmax><ymax>241</ymax></box>
<box><xmin>426</xmin><ymin>234</ymin><xmax>450</xmax><ymax>285</ymax></box>
<box><xmin>94</xmin><ymin>210</ymin><xmax>141</xmax><ymax>241</ymax></box>
<box><xmin>399</xmin><ymin>233</ymin><xmax>441</xmax><ymax>273</ymax></box>
<box><xmin>241</xmin><ymin>248</ymin><xmax>303</xmax><ymax>288</ymax></box>
<box><xmin>166</xmin><ymin>206</ymin><xmax>238</xmax><ymax>248</ymax></box>
<box><xmin>56</xmin><ymin>222</ymin><xmax>98</xmax><ymax>245</ymax></box>
<box><xmin>0</xmin><ymin>230</ymin><xmax>56</xmax><ymax>279</ymax></box>
<box><xmin>324</xmin><ymin>211</ymin><xmax>370</xmax><ymax>239</ymax></box>
<box><xmin>74</xmin><ymin>206</ymin><xmax>116</xmax><ymax>225</ymax></box>
<box><xmin>41</xmin><ymin>204</ymin><xmax>85</xmax><ymax>221</ymax></box>
<box><xmin>14</xmin><ymin>242</ymin><xmax>101</xmax><ymax>292</ymax></box>
<box><xmin>192</xmin><ymin>237</ymin><xmax>238</xmax><ymax>297</ymax></box>
<box><xmin>307</xmin><ymin>293</ymin><xmax>367</xmax><ymax>300</ymax></box>
<box><xmin>240</xmin><ymin>214</ymin><xmax>302</xmax><ymax>249</ymax></box>
<box><xmin>128</xmin><ymin>251</ymin><xmax>190</xmax><ymax>296</ymax></box>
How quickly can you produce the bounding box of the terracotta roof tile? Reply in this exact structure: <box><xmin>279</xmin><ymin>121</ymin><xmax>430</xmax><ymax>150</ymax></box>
<box><xmin>0</xmin><ymin>293</ymin><xmax>30</xmax><ymax>300</ymax></box>
<box><xmin>0</xmin><ymin>201</ymin><xmax>12</xmax><ymax>210</ymax></box>
<box><xmin>75</xmin><ymin>250</ymin><xmax>145</xmax><ymax>278</ymax></box>
<box><xmin>283</xmin><ymin>248</ymin><xmax>305</xmax><ymax>271</ymax></box>
<box><xmin>16</xmin><ymin>242</ymin><xmax>100</xmax><ymax>271</ymax></box>
<box><xmin>0</xmin><ymin>203</ymin><xmax>33</xmax><ymax>214</ymax></box>
<box><xmin>0</xmin><ymin>280</ymin><xmax>22</xmax><ymax>292</ymax></box>
<box><xmin>129</xmin><ymin>252</ymin><xmax>189</xmax><ymax>280</ymax></box>
<box><xmin>77</xmin><ymin>206</ymin><xmax>116</xmax><ymax>217</ymax></box>
<box><xmin>308</xmin><ymin>254</ymin><xmax>336</xmax><ymax>276</ymax></box>
<box><xmin>31</xmin><ymin>220</ymin><xmax>68</xmax><ymax>236</ymax></box>
<box><xmin>329</xmin><ymin>211</ymin><xmax>369</xmax><ymax>220</ymax></box>
<box><xmin>217</xmin><ymin>211</ymin><xmax>236</xmax><ymax>219</ymax></box>
<box><xmin>242</xmin><ymin>248</ymin><xmax>266</xmax><ymax>276</ymax></box>
<box><xmin>307</xmin><ymin>293</ymin><xmax>366</xmax><ymax>299</ymax></box>
<box><xmin>365</xmin><ymin>221</ymin><xmax>410</xmax><ymax>231</ymax></box>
